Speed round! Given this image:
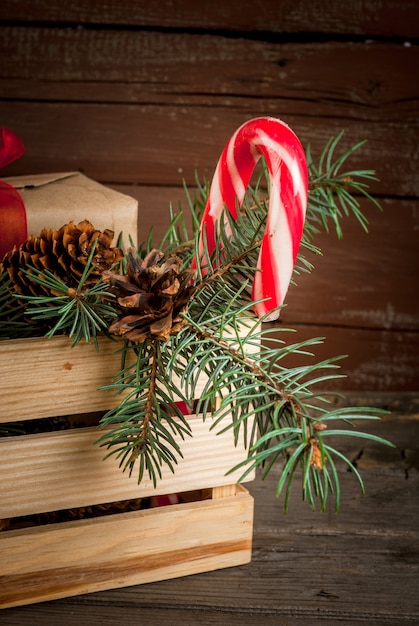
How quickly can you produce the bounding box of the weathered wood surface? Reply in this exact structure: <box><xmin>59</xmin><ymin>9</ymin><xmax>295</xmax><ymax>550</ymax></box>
<box><xmin>0</xmin><ymin>31</ymin><xmax>417</xmax><ymax>194</ymax></box>
<box><xmin>1</xmin><ymin>392</ymin><xmax>418</xmax><ymax>623</ymax></box>
<box><xmin>0</xmin><ymin>1</ymin><xmax>417</xmax><ymax>390</ymax></box>
<box><xmin>1</xmin><ymin>0</ymin><xmax>418</xmax><ymax>38</ymax></box>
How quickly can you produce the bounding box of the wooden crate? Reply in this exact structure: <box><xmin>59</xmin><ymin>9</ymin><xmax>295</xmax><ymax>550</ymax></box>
<box><xmin>0</xmin><ymin>334</ymin><xmax>255</xmax><ymax>608</ymax></box>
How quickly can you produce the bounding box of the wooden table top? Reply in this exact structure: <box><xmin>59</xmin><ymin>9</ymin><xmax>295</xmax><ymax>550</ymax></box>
<box><xmin>1</xmin><ymin>392</ymin><xmax>418</xmax><ymax>625</ymax></box>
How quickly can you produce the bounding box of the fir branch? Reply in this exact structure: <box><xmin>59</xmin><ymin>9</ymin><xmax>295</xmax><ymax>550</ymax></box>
<box><xmin>126</xmin><ymin>339</ymin><xmax>159</xmax><ymax>467</ymax></box>
<box><xmin>306</xmin><ymin>132</ymin><xmax>382</xmax><ymax>238</ymax></box>
<box><xmin>182</xmin><ymin>315</ymin><xmax>289</xmax><ymax>404</ymax></box>
<box><xmin>169</xmin><ymin>304</ymin><xmax>392</xmax><ymax>513</ymax></box>
<box><xmin>97</xmin><ymin>172</ymin><xmax>390</xmax><ymax>512</ymax></box>
<box><xmin>0</xmin><ymin>131</ymin><xmax>391</xmax><ymax>512</ymax></box>
<box><xmin>20</xmin><ymin>270</ymin><xmax>117</xmax><ymax>346</ymax></box>
<box><xmin>96</xmin><ymin>338</ymin><xmax>193</xmax><ymax>485</ymax></box>
<box><xmin>16</xmin><ymin>243</ymin><xmax>119</xmax><ymax>346</ymax></box>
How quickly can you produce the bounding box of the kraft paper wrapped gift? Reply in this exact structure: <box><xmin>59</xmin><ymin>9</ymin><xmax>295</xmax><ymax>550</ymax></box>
<box><xmin>2</xmin><ymin>171</ymin><xmax>138</xmax><ymax>247</ymax></box>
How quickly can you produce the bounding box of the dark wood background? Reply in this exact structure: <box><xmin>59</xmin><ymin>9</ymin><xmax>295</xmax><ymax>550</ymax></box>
<box><xmin>0</xmin><ymin>0</ymin><xmax>418</xmax><ymax>391</ymax></box>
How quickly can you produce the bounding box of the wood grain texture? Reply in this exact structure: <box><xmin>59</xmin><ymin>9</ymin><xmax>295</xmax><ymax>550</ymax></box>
<box><xmin>1</xmin><ymin>0</ymin><xmax>418</xmax><ymax>37</ymax></box>
<box><xmin>0</xmin><ymin>28</ymin><xmax>417</xmax><ymax>114</ymax></box>
<box><xmin>0</xmin><ymin>417</ymin><xmax>254</xmax><ymax>517</ymax></box>
<box><xmin>0</xmin><ymin>319</ymin><xmax>260</xmax><ymax>423</ymax></box>
<box><xmin>1</xmin><ymin>101</ymin><xmax>416</xmax><ymax>198</ymax></box>
<box><xmin>0</xmin><ymin>486</ymin><xmax>254</xmax><ymax>609</ymax></box>
<box><xmin>0</xmin><ymin>26</ymin><xmax>417</xmax><ymax>194</ymax></box>
<box><xmin>0</xmin><ymin>336</ymin><xmax>133</xmax><ymax>421</ymax></box>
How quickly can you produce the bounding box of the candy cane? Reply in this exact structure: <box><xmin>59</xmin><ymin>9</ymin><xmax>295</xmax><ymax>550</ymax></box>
<box><xmin>197</xmin><ymin>117</ymin><xmax>308</xmax><ymax>321</ymax></box>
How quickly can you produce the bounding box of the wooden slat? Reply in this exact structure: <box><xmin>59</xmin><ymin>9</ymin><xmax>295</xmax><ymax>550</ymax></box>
<box><xmin>0</xmin><ymin>32</ymin><xmax>416</xmax><ymax>197</ymax></box>
<box><xmin>0</xmin><ymin>393</ymin><xmax>416</xmax><ymax>619</ymax></box>
<box><xmin>0</xmin><ymin>0</ymin><xmax>418</xmax><ymax>37</ymax></box>
<box><xmin>0</xmin><ymin>100</ymin><xmax>416</xmax><ymax>198</ymax></box>
<box><xmin>265</xmin><ymin>324</ymin><xmax>419</xmax><ymax>392</ymax></box>
<box><xmin>0</xmin><ymin>486</ymin><xmax>254</xmax><ymax>609</ymax></box>
<box><xmin>0</xmin><ymin>319</ymin><xmax>260</xmax><ymax>422</ymax></box>
<box><xmin>0</xmin><ymin>28</ymin><xmax>416</xmax><ymax>199</ymax></box>
<box><xmin>213</xmin><ymin>485</ymin><xmax>237</xmax><ymax>498</ymax></box>
<box><xmin>0</xmin><ymin>336</ymin><xmax>131</xmax><ymax>422</ymax></box>
<box><xmin>0</xmin><ymin>28</ymin><xmax>417</xmax><ymax>119</ymax></box>
<box><xmin>45</xmin><ymin>461</ymin><xmax>417</xmax><ymax>623</ymax></box>
<box><xmin>0</xmin><ymin>414</ymin><xmax>255</xmax><ymax>517</ymax></box>
<box><xmin>1</xmin><ymin>448</ymin><xmax>416</xmax><ymax>622</ymax></box>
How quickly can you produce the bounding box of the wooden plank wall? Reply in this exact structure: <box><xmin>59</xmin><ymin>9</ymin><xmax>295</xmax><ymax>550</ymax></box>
<box><xmin>0</xmin><ymin>0</ymin><xmax>418</xmax><ymax>391</ymax></box>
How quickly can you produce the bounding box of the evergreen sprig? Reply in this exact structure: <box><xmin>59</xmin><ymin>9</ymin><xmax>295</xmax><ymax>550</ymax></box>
<box><xmin>96</xmin><ymin>139</ymin><xmax>392</xmax><ymax>511</ymax></box>
<box><xmin>1</xmin><ymin>133</ymin><xmax>392</xmax><ymax>511</ymax></box>
<box><xmin>306</xmin><ymin>132</ymin><xmax>382</xmax><ymax>238</ymax></box>
<box><xmin>18</xmin><ymin>243</ymin><xmax>119</xmax><ymax>346</ymax></box>
<box><xmin>97</xmin><ymin>339</ymin><xmax>193</xmax><ymax>485</ymax></box>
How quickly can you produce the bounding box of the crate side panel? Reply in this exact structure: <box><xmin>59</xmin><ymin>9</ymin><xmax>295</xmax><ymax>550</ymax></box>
<box><xmin>0</xmin><ymin>336</ymin><xmax>209</xmax><ymax>422</ymax></box>
<box><xmin>0</xmin><ymin>336</ymin><xmax>126</xmax><ymax>422</ymax></box>
<box><xmin>0</xmin><ymin>322</ymin><xmax>260</xmax><ymax>422</ymax></box>
<box><xmin>0</xmin><ymin>417</ymin><xmax>255</xmax><ymax>518</ymax></box>
<box><xmin>0</xmin><ymin>487</ymin><xmax>253</xmax><ymax>608</ymax></box>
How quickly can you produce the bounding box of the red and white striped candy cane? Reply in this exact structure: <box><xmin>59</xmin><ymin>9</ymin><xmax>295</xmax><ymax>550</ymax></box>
<box><xmin>197</xmin><ymin>116</ymin><xmax>308</xmax><ymax>321</ymax></box>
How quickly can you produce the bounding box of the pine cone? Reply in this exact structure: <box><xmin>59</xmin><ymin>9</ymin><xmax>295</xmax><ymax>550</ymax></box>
<box><xmin>1</xmin><ymin>220</ymin><xmax>123</xmax><ymax>298</ymax></box>
<box><xmin>103</xmin><ymin>248</ymin><xmax>196</xmax><ymax>342</ymax></box>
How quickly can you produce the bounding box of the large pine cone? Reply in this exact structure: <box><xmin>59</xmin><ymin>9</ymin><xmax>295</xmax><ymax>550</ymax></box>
<box><xmin>103</xmin><ymin>248</ymin><xmax>196</xmax><ymax>342</ymax></box>
<box><xmin>1</xmin><ymin>220</ymin><xmax>123</xmax><ymax>298</ymax></box>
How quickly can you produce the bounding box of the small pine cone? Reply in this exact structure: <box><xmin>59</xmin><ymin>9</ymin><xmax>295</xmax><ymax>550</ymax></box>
<box><xmin>1</xmin><ymin>220</ymin><xmax>123</xmax><ymax>298</ymax></box>
<box><xmin>103</xmin><ymin>248</ymin><xmax>196</xmax><ymax>342</ymax></box>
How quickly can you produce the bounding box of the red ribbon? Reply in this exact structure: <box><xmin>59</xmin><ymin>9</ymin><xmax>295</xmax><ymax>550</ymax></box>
<box><xmin>0</xmin><ymin>127</ymin><xmax>28</xmax><ymax>259</ymax></box>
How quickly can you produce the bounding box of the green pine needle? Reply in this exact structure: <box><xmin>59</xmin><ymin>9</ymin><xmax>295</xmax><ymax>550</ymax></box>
<box><xmin>15</xmin><ymin>243</ymin><xmax>119</xmax><ymax>346</ymax></box>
